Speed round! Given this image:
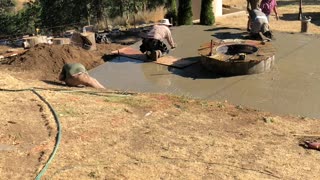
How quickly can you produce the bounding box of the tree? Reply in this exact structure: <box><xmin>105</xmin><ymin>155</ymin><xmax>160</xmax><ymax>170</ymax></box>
<box><xmin>0</xmin><ymin>0</ymin><xmax>15</xmax><ymax>36</ymax></box>
<box><xmin>0</xmin><ymin>0</ymin><xmax>171</xmax><ymax>35</ymax></box>
<box><xmin>0</xmin><ymin>0</ymin><xmax>15</xmax><ymax>14</ymax></box>
<box><xmin>0</xmin><ymin>0</ymin><xmax>41</xmax><ymax>36</ymax></box>
<box><xmin>16</xmin><ymin>1</ymin><xmax>41</xmax><ymax>35</ymax></box>
<box><xmin>165</xmin><ymin>0</ymin><xmax>177</xmax><ymax>25</ymax></box>
<box><xmin>200</xmin><ymin>0</ymin><xmax>214</xmax><ymax>25</ymax></box>
<box><xmin>39</xmin><ymin>0</ymin><xmax>90</xmax><ymax>33</ymax></box>
<box><xmin>178</xmin><ymin>0</ymin><xmax>192</xmax><ymax>25</ymax></box>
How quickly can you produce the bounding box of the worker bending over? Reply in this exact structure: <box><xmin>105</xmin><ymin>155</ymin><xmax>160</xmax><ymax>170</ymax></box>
<box><xmin>140</xmin><ymin>19</ymin><xmax>176</xmax><ymax>61</ymax></box>
<box><xmin>59</xmin><ymin>63</ymin><xmax>105</xmax><ymax>89</ymax></box>
<box><xmin>249</xmin><ymin>8</ymin><xmax>273</xmax><ymax>40</ymax></box>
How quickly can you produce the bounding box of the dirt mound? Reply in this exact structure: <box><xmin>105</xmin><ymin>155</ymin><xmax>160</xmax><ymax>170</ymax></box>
<box><xmin>1</xmin><ymin>43</ymin><xmax>123</xmax><ymax>81</ymax></box>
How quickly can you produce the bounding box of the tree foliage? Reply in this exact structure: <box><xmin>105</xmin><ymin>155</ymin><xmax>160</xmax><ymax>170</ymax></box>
<box><xmin>178</xmin><ymin>0</ymin><xmax>193</xmax><ymax>25</ymax></box>
<box><xmin>0</xmin><ymin>0</ymin><xmax>170</xmax><ymax>36</ymax></box>
<box><xmin>165</xmin><ymin>0</ymin><xmax>177</xmax><ymax>25</ymax></box>
<box><xmin>0</xmin><ymin>0</ymin><xmax>41</xmax><ymax>36</ymax></box>
<box><xmin>0</xmin><ymin>0</ymin><xmax>15</xmax><ymax>14</ymax></box>
<box><xmin>200</xmin><ymin>0</ymin><xmax>214</xmax><ymax>25</ymax></box>
<box><xmin>39</xmin><ymin>0</ymin><xmax>90</xmax><ymax>33</ymax></box>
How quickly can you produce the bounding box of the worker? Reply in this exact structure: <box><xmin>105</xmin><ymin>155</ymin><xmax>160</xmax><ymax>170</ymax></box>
<box><xmin>249</xmin><ymin>8</ymin><xmax>273</xmax><ymax>40</ymax></box>
<box><xmin>139</xmin><ymin>19</ymin><xmax>176</xmax><ymax>61</ymax></box>
<box><xmin>59</xmin><ymin>63</ymin><xmax>105</xmax><ymax>89</ymax></box>
<box><xmin>246</xmin><ymin>0</ymin><xmax>261</xmax><ymax>32</ymax></box>
<box><xmin>260</xmin><ymin>0</ymin><xmax>279</xmax><ymax>22</ymax></box>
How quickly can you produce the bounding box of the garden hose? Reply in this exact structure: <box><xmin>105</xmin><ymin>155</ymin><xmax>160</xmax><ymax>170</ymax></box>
<box><xmin>0</xmin><ymin>88</ymin><xmax>61</xmax><ymax>180</ymax></box>
<box><xmin>0</xmin><ymin>87</ymin><xmax>133</xmax><ymax>179</ymax></box>
<box><xmin>32</xmin><ymin>89</ymin><xmax>62</xmax><ymax>180</ymax></box>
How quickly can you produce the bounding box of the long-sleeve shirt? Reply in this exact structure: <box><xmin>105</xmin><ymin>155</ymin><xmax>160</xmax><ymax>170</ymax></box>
<box><xmin>147</xmin><ymin>25</ymin><xmax>175</xmax><ymax>47</ymax></box>
<box><xmin>260</xmin><ymin>0</ymin><xmax>277</xmax><ymax>16</ymax></box>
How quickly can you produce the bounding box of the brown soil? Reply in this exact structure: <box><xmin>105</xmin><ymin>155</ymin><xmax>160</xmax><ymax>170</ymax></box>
<box><xmin>0</xmin><ymin>43</ymin><xmax>123</xmax><ymax>81</ymax></box>
<box><xmin>1</xmin><ymin>1</ymin><xmax>320</xmax><ymax>179</ymax></box>
<box><xmin>1</xmin><ymin>73</ymin><xmax>319</xmax><ymax>179</ymax></box>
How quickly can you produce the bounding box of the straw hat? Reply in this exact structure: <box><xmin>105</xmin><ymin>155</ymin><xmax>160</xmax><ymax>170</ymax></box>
<box><xmin>159</xmin><ymin>19</ymin><xmax>172</xmax><ymax>26</ymax></box>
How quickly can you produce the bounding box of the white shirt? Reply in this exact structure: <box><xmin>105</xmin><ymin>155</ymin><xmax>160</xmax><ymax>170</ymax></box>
<box><xmin>147</xmin><ymin>25</ymin><xmax>175</xmax><ymax>47</ymax></box>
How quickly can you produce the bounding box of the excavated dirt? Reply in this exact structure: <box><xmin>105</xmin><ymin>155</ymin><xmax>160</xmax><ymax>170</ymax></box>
<box><xmin>0</xmin><ymin>43</ymin><xmax>123</xmax><ymax>81</ymax></box>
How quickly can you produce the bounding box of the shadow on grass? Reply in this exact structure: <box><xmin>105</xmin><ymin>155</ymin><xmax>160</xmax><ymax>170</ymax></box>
<box><xmin>281</xmin><ymin>12</ymin><xmax>320</xmax><ymax>26</ymax></box>
<box><xmin>42</xmin><ymin>80</ymin><xmax>67</xmax><ymax>87</ymax></box>
<box><xmin>203</xmin><ymin>27</ymin><xmax>249</xmax><ymax>40</ymax></box>
<box><xmin>277</xmin><ymin>0</ymin><xmax>319</xmax><ymax>6</ymax></box>
<box><xmin>205</xmin><ymin>27</ymin><xmax>243</xmax><ymax>32</ymax></box>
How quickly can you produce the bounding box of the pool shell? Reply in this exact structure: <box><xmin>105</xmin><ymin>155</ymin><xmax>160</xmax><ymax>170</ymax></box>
<box><xmin>198</xmin><ymin>39</ymin><xmax>276</xmax><ymax>75</ymax></box>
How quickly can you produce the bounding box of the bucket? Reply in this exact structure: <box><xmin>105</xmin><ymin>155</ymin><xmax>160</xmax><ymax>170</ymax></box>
<box><xmin>301</xmin><ymin>18</ymin><xmax>311</xmax><ymax>33</ymax></box>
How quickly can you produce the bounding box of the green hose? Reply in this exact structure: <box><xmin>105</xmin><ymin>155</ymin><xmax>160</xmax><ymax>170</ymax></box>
<box><xmin>0</xmin><ymin>87</ymin><xmax>133</xmax><ymax>179</ymax></box>
<box><xmin>32</xmin><ymin>89</ymin><xmax>62</xmax><ymax>180</ymax></box>
<box><xmin>0</xmin><ymin>88</ymin><xmax>61</xmax><ymax>180</ymax></box>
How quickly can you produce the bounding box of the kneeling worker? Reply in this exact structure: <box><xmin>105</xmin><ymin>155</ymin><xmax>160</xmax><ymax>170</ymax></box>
<box><xmin>249</xmin><ymin>8</ymin><xmax>273</xmax><ymax>40</ymax></box>
<box><xmin>59</xmin><ymin>63</ymin><xmax>105</xmax><ymax>89</ymax></box>
<box><xmin>140</xmin><ymin>19</ymin><xmax>176</xmax><ymax>61</ymax></box>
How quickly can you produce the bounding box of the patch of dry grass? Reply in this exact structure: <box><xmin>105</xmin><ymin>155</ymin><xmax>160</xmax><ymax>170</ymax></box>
<box><xmin>109</xmin><ymin>7</ymin><xmax>167</xmax><ymax>28</ymax></box>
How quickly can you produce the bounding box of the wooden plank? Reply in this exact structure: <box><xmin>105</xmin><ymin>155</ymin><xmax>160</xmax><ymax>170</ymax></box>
<box><xmin>156</xmin><ymin>56</ymin><xmax>199</xmax><ymax>68</ymax></box>
<box><xmin>111</xmin><ymin>47</ymin><xmax>148</xmax><ymax>61</ymax></box>
<box><xmin>111</xmin><ymin>47</ymin><xmax>199</xmax><ymax>68</ymax></box>
<box><xmin>0</xmin><ymin>50</ymin><xmax>27</xmax><ymax>59</ymax></box>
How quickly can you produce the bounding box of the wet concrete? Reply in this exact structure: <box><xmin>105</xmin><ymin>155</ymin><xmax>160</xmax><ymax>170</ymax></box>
<box><xmin>90</xmin><ymin>25</ymin><xmax>320</xmax><ymax>118</ymax></box>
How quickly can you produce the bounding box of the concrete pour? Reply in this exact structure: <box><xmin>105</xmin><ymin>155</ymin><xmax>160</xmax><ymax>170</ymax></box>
<box><xmin>90</xmin><ymin>25</ymin><xmax>320</xmax><ymax>118</ymax></box>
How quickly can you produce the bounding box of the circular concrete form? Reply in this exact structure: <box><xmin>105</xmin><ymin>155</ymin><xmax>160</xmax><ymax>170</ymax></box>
<box><xmin>198</xmin><ymin>39</ymin><xmax>276</xmax><ymax>75</ymax></box>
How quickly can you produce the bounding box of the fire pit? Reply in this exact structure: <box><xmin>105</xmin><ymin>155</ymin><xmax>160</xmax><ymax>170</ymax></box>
<box><xmin>198</xmin><ymin>39</ymin><xmax>276</xmax><ymax>75</ymax></box>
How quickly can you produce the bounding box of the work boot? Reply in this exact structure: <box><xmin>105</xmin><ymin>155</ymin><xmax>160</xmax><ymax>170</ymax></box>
<box><xmin>150</xmin><ymin>50</ymin><xmax>161</xmax><ymax>61</ymax></box>
<box><xmin>146</xmin><ymin>51</ymin><xmax>152</xmax><ymax>58</ymax></box>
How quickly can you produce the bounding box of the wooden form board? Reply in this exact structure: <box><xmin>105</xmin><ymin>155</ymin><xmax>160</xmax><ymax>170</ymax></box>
<box><xmin>111</xmin><ymin>47</ymin><xmax>148</xmax><ymax>61</ymax></box>
<box><xmin>111</xmin><ymin>47</ymin><xmax>199</xmax><ymax>68</ymax></box>
<box><xmin>0</xmin><ymin>50</ymin><xmax>27</xmax><ymax>59</ymax></box>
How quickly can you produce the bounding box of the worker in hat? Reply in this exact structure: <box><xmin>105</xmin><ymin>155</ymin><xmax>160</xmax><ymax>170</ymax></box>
<box><xmin>59</xmin><ymin>63</ymin><xmax>105</xmax><ymax>89</ymax></box>
<box><xmin>139</xmin><ymin>19</ymin><xmax>176</xmax><ymax>61</ymax></box>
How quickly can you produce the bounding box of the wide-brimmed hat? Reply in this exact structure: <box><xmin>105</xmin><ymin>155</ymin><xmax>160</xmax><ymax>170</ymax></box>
<box><xmin>159</xmin><ymin>19</ymin><xmax>172</xmax><ymax>26</ymax></box>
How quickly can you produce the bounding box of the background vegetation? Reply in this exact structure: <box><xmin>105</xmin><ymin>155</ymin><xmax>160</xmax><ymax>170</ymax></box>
<box><xmin>200</xmin><ymin>0</ymin><xmax>214</xmax><ymax>25</ymax></box>
<box><xmin>177</xmin><ymin>0</ymin><xmax>193</xmax><ymax>25</ymax></box>
<box><xmin>0</xmin><ymin>0</ymin><xmax>214</xmax><ymax>38</ymax></box>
